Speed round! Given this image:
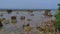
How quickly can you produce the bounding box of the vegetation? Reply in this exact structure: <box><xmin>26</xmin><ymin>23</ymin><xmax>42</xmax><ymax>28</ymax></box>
<box><xmin>55</xmin><ymin>4</ymin><xmax>60</xmax><ymax>31</ymax></box>
<box><xmin>7</xmin><ymin>10</ymin><xmax>12</xmax><ymax>14</ymax></box>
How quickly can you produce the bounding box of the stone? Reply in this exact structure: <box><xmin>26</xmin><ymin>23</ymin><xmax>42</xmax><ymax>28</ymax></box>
<box><xmin>24</xmin><ymin>26</ymin><xmax>31</xmax><ymax>32</ymax></box>
<box><xmin>30</xmin><ymin>14</ymin><xmax>34</xmax><ymax>16</ymax></box>
<box><xmin>11</xmin><ymin>16</ymin><xmax>16</xmax><ymax>19</ymax></box>
<box><xmin>20</xmin><ymin>16</ymin><xmax>25</xmax><ymax>20</ymax></box>
<box><xmin>44</xmin><ymin>10</ymin><xmax>51</xmax><ymax>16</ymax></box>
<box><xmin>27</xmin><ymin>19</ymin><xmax>32</xmax><ymax>21</ymax></box>
<box><xmin>11</xmin><ymin>16</ymin><xmax>17</xmax><ymax>23</ymax></box>
<box><xmin>23</xmin><ymin>23</ymin><xmax>31</xmax><ymax>32</ymax></box>
<box><xmin>2</xmin><ymin>18</ymin><xmax>6</xmax><ymax>21</ymax></box>
<box><xmin>36</xmin><ymin>26</ymin><xmax>44</xmax><ymax>31</ymax></box>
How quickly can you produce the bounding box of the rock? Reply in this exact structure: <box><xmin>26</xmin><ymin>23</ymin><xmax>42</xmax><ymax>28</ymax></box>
<box><xmin>23</xmin><ymin>23</ymin><xmax>31</xmax><ymax>32</ymax></box>
<box><xmin>24</xmin><ymin>26</ymin><xmax>31</xmax><ymax>32</ymax></box>
<box><xmin>11</xmin><ymin>20</ymin><xmax>17</xmax><ymax>23</ymax></box>
<box><xmin>11</xmin><ymin>16</ymin><xmax>16</xmax><ymax>19</ymax></box>
<box><xmin>27</xmin><ymin>19</ymin><xmax>32</xmax><ymax>21</ymax></box>
<box><xmin>1</xmin><ymin>18</ymin><xmax>6</xmax><ymax>21</ymax></box>
<box><xmin>39</xmin><ymin>31</ymin><xmax>44</xmax><ymax>34</ymax></box>
<box><xmin>23</xmin><ymin>23</ymin><xmax>30</xmax><ymax>27</ymax></box>
<box><xmin>20</xmin><ymin>16</ymin><xmax>25</xmax><ymax>20</ymax></box>
<box><xmin>30</xmin><ymin>14</ymin><xmax>34</xmax><ymax>16</ymax></box>
<box><xmin>36</xmin><ymin>26</ymin><xmax>45</xmax><ymax>31</ymax></box>
<box><xmin>44</xmin><ymin>10</ymin><xmax>51</xmax><ymax>16</ymax></box>
<box><xmin>11</xmin><ymin>16</ymin><xmax>17</xmax><ymax>23</ymax></box>
<box><xmin>26</xmin><ymin>23</ymin><xmax>30</xmax><ymax>26</ymax></box>
<box><xmin>47</xmin><ymin>15</ymin><xmax>52</xmax><ymax>17</ymax></box>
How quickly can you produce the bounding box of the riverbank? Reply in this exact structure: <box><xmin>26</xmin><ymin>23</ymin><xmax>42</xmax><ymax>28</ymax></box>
<box><xmin>0</xmin><ymin>10</ymin><xmax>58</xmax><ymax>34</ymax></box>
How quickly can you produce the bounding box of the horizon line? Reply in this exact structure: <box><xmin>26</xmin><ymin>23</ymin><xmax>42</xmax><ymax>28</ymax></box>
<box><xmin>0</xmin><ymin>9</ymin><xmax>57</xmax><ymax>10</ymax></box>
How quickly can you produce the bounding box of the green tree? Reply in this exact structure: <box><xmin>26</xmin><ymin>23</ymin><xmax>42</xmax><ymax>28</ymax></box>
<box><xmin>55</xmin><ymin>4</ymin><xmax>60</xmax><ymax>31</ymax></box>
<box><xmin>7</xmin><ymin>10</ymin><xmax>12</xmax><ymax>14</ymax></box>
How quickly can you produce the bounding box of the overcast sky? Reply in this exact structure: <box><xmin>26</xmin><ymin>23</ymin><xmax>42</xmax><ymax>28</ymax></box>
<box><xmin>0</xmin><ymin>0</ymin><xmax>60</xmax><ymax>9</ymax></box>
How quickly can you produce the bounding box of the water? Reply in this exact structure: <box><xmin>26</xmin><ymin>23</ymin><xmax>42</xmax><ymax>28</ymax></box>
<box><xmin>0</xmin><ymin>10</ymin><xmax>57</xmax><ymax>34</ymax></box>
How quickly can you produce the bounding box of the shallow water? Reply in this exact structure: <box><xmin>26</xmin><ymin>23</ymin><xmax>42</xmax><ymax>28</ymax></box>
<box><xmin>0</xmin><ymin>10</ymin><xmax>57</xmax><ymax>34</ymax></box>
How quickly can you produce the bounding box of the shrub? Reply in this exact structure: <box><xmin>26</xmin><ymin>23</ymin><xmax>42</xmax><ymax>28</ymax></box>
<box><xmin>55</xmin><ymin>4</ymin><xmax>60</xmax><ymax>31</ymax></box>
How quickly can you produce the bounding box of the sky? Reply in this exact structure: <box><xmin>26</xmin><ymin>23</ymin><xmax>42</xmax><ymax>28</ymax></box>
<box><xmin>0</xmin><ymin>0</ymin><xmax>60</xmax><ymax>9</ymax></box>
